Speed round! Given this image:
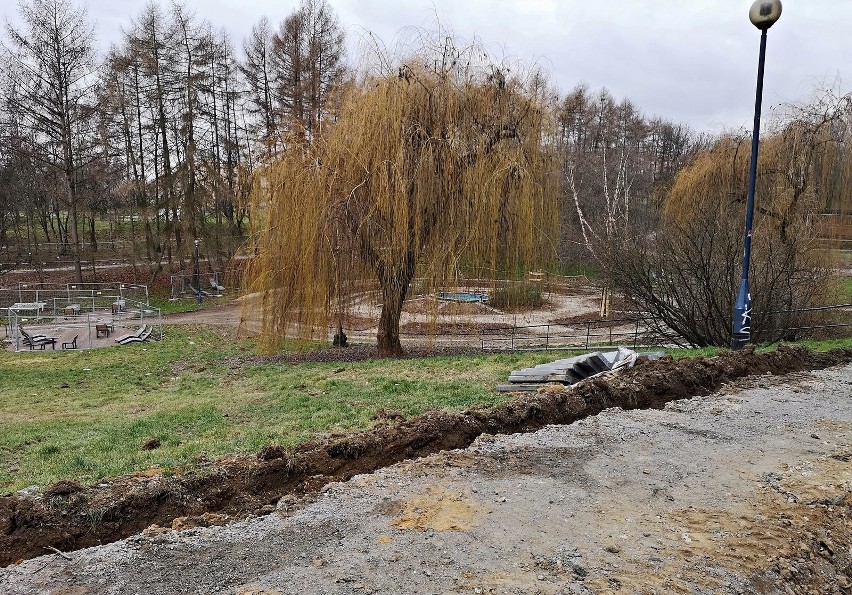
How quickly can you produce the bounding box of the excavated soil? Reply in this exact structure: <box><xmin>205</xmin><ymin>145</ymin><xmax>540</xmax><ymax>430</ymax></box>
<box><xmin>2</xmin><ymin>346</ymin><xmax>851</xmax><ymax>568</ymax></box>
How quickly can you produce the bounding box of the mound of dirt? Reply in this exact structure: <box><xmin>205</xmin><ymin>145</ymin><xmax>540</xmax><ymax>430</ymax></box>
<box><xmin>2</xmin><ymin>345</ymin><xmax>850</xmax><ymax>566</ymax></box>
<box><xmin>402</xmin><ymin>297</ymin><xmax>438</xmax><ymax>315</ymax></box>
<box><xmin>552</xmin><ymin>311</ymin><xmax>635</xmax><ymax>325</ymax></box>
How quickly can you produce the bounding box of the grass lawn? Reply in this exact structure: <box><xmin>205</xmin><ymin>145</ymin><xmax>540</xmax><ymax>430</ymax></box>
<box><xmin>838</xmin><ymin>276</ymin><xmax>852</xmax><ymax>302</ymax></box>
<box><xmin>0</xmin><ymin>328</ymin><xmax>571</xmax><ymax>491</ymax></box>
<box><xmin>1</xmin><ymin>330</ymin><xmax>849</xmax><ymax>492</ymax></box>
<box><xmin>147</xmin><ymin>288</ymin><xmax>234</xmax><ymax>315</ymax></box>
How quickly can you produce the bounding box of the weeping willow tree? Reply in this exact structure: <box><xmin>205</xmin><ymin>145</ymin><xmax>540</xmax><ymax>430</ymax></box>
<box><xmin>245</xmin><ymin>41</ymin><xmax>558</xmax><ymax>355</ymax></box>
<box><xmin>605</xmin><ymin>97</ymin><xmax>845</xmax><ymax>346</ymax></box>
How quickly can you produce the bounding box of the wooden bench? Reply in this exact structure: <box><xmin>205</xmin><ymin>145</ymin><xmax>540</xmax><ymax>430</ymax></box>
<box><xmin>96</xmin><ymin>323</ymin><xmax>113</xmax><ymax>338</ymax></box>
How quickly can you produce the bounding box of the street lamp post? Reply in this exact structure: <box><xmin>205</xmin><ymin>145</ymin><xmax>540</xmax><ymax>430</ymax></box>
<box><xmin>731</xmin><ymin>0</ymin><xmax>783</xmax><ymax>350</ymax></box>
<box><xmin>194</xmin><ymin>239</ymin><xmax>202</xmax><ymax>307</ymax></box>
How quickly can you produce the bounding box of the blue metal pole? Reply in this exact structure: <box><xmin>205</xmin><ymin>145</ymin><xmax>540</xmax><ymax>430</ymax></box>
<box><xmin>195</xmin><ymin>242</ymin><xmax>203</xmax><ymax>307</ymax></box>
<box><xmin>732</xmin><ymin>29</ymin><xmax>768</xmax><ymax>350</ymax></box>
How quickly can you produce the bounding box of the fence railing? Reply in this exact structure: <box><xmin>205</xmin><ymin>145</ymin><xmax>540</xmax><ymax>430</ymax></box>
<box><xmin>2</xmin><ymin>298</ymin><xmax>162</xmax><ymax>352</ymax></box>
<box><xmin>0</xmin><ymin>282</ymin><xmax>149</xmax><ymax>313</ymax></box>
<box><xmin>476</xmin><ymin>317</ymin><xmax>666</xmax><ymax>351</ymax></box>
<box><xmin>376</xmin><ymin>316</ymin><xmax>670</xmax><ymax>351</ymax></box>
<box><xmin>766</xmin><ymin>303</ymin><xmax>852</xmax><ymax>339</ymax></box>
<box><xmin>389</xmin><ymin>303</ymin><xmax>852</xmax><ymax>352</ymax></box>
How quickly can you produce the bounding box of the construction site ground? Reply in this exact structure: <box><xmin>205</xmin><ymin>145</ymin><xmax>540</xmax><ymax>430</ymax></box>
<box><xmin>2</xmin><ymin>350</ymin><xmax>851</xmax><ymax>594</ymax></box>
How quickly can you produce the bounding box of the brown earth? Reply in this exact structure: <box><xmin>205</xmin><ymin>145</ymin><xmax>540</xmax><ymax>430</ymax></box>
<box><xmin>399</xmin><ymin>321</ymin><xmax>513</xmax><ymax>335</ymax></box>
<box><xmin>2</xmin><ymin>345</ymin><xmax>851</xmax><ymax>568</ymax></box>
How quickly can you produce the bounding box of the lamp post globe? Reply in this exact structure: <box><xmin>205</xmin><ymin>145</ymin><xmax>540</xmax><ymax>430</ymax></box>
<box><xmin>731</xmin><ymin>0</ymin><xmax>782</xmax><ymax>350</ymax></box>
<box><xmin>749</xmin><ymin>0</ymin><xmax>782</xmax><ymax>30</ymax></box>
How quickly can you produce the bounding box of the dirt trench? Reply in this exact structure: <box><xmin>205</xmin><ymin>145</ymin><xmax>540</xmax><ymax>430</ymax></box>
<box><xmin>2</xmin><ymin>345</ymin><xmax>851</xmax><ymax>567</ymax></box>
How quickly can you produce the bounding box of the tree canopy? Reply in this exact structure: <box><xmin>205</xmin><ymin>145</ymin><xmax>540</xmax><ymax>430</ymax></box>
<box><xmin>245</xmin><ymin>42</ymin><xmax>558</xmax><ymax>355</ymax></box>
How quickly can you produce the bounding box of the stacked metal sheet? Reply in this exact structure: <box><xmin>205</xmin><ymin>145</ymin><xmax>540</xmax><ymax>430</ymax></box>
<box><xmin>496</xmin><ymin>347</ymin><xmax>659</xmax><ymax>392</ymax></box>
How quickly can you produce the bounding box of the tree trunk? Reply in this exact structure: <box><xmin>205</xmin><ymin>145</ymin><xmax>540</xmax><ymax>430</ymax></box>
<box><xmin>68</xmin><ymin>191</ymin><xmax>83</xmax><ymax>283</ymax></box>
<box><xmin>599</xmin><ymin>286</ymin><xmax>611</xmax><ymax>319</ymax></box>
<box><xmin>376</xmin><ymin>286</ymin><xmax>405</xmax><ymax>356</ymax></box>
<box><xmin>376</xmin><ymin>257</ymin><xmax>415</xmax><ymax>357</ymax></box>
<box><xmin>89</xmin><ymin>215</ymin><xmax>97</xmax><ymax>252</ymax></box>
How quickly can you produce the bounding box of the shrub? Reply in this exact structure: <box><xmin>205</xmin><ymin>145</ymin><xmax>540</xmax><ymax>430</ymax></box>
<box><xmin>488</xmin><ymin>283</ymin><xmax>544</xmax><ymax>311</ymax></box>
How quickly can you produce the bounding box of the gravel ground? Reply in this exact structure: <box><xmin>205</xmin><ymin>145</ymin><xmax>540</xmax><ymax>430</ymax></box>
<box><xmin>3</xmin><ymin>364</ymin><xmax>851</xmax><ymax>594</ymax></box>
<box><xmin>161</xmin><ymin>289</ymin><xmax>604</xmax><ymax>347</ymax></box>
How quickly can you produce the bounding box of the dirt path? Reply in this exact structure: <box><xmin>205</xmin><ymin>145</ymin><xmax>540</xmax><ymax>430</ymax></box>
<box><xmin>3</xmin><ymin>354</ymin><xmax>851</xmax><ymax>594</ymax></box>
<box><xmin>163</xmin><ymin>289</ymin><xmax>607</xmax><ymax>346</ymax></box>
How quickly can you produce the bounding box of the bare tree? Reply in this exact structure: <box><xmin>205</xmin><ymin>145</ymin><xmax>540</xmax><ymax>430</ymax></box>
<box><xmin>170</xmin><ymin>3</ymin><xmax>212</xmax><ymax>258</ymax></box>
<box><xmin>241</xmin><ymin>16</ymin><xmax>278</xmax><ymax>155</ymax></box>
<box><xmin>272</xmin><ymin>0</ymin><xmax>343</xmax><ymax>141</ymax></box>
<box><xmin>558</xmin><ymin>87</ymin><xmax>650</xmax><ymax>315</ymax></box>
<box><xmin>301</xmin><ymin>0</ymin><xmax>344</xmax><ymax>137</ymax></box>
<box><xmin>2</xmin><ymin>0</ymin><xmax>101</xmax><ymax>282</ymax></box>
<box><xmin>125</xmin><ymin>1</ymin><xmax>179</xmax><ymax>278</ymax></box>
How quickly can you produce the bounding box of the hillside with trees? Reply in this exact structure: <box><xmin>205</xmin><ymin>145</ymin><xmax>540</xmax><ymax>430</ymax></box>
<box><xmin>1</xmin><ymin>0</ymin><xmax>849</xmax><ymax>349</ymax></box>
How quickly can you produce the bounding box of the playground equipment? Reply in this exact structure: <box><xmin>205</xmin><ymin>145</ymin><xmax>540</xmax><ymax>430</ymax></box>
<box><xmin>170</xmin><ymin>271</ymin><xmax>226</xmax><ymax>300</ymax></box>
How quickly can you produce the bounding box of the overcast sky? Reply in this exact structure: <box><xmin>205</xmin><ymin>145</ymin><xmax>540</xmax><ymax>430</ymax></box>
<box><xmin>4</xmin><ymin>0</ymin><xmax>849</xmax><ymax>133</ymax></box>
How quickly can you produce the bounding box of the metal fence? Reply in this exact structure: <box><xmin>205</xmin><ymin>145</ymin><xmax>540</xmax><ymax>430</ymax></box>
<box><xmin>0</xmin><ymin>282</ymin><xmax>149</xmax><ymax>314</ymax></box>
<box><xmin>476</xmin><ymin>317</ymin><xmax>668</xmax><ymax>351</ymax></box>
<box><xmin>1</xmin><ymin>282</ymin><xmax>162</xmax><ymax>352</ymax></box>
<box><xmin>2</xmin><ymin>301</ymin><xmax>162</xmax><ymax>352</ymax></box>
<box><xmin>393</xmin><ymin>303</ymin><xmax>852</xmax><ymax>352</ymax></box>
<box><xmin>766</xmin><ymin>303</ymin><xmax>852</xmax><ymax>339</ymax></box>
<box><xmin>380</xmin><ymin>316</ymin><xmax>669</xmax><ymax>352</ymax></box>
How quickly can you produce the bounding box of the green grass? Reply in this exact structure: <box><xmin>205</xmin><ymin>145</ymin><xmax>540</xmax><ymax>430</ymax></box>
<box><xmin>666</xmin><ymin>346</ymin><xmax>724</xmax><ymax>359</ymax></box>
<box><xmin>148</xmin><ymin>296</ymin><xmax>204</xmax><ymax>315</ymax></box>
<box><xmin>148</xmin><ymin>289</ymin><xmax>232</xmax><ymax>315</ymax></box>
<box><xmin>0</xmin><ymin>329</ymin><xmax>576</xmax><ymax>491</ymax></box>
<box><xmin>2</xmin><ymin>332</ymin><xmax>849</xmax><ymax>492</ymax></box>
<box><xmin>668</xmin><ymin>338</ymin><xmax>852</xmax><ymax>358</ymax></box>
<box><xmin>559</xmin><ymin>263</ymin><xmax>601</xmax><ymax>278</ymax></box>
<box><xmin>767</xmin><ymin>337</ymin><xmax>852</xmax><ymax>352</ymax></box>
<box><xmin>837</xmin><ymin>276</ymin><xmax>852</xmax><ymax>302</ymax></box>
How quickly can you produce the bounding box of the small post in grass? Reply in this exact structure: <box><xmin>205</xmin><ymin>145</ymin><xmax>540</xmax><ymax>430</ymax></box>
<box><xmin>194</xmin><ymin>239</ymin><xmax>202</xmax><ymax>307</ymax></box>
